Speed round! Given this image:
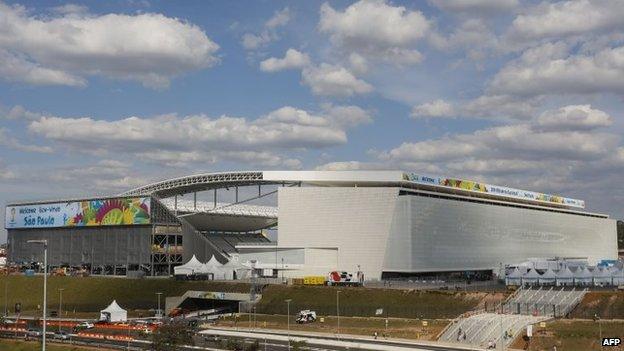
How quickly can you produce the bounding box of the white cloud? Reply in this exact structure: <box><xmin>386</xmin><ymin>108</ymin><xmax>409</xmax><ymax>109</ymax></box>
<box><xmin>430</xmin><ymin>0</ymin><xmax>518</xmax><ymax>13</ymax></box>
<box><xmin>0</xmin><ymin>128</ymin><xmax>53</xmax><ymax>153</ymax></box>
<box><xmin>0</xmin><ymin>50</ymin><xmax>86</xmax><ymax>87</ymax></box>
<box><xmin>265</xmin><ymin>7</ymin><xmax>291</xmax><ymax>28</ymax></box>
<box><xmin>411</xmin><ymin>99</ymin><xmax>455</xmax><ymax>118</ymax></box>
<box><xmin>319</xmin><ymin>0</ymin><xmax>429</xmax><ymax>65</ymax></box>
<box><xmin>50</xmin><ymin>3</ymin><xmax>88</xmax><ymax>15</ymax></box>
<box><xmin>0</xmin><ymin>2</ymin><xmax>219</xmax><ymax>89</ymax></box>
<box><xmin>301</xmin><ymin>63</ymin><xmax>373</xmax><ymax>97</ymax></box>
<box><xmin>1</xmin><ymin>105</ymin><xmax>44</xmax><ymax>121</ymax></box>
<box><xmin>241</xmin><ymin>7</ymin><xmax>290</xmax><ymax>50</ymax></box>
<box><xmin>508</xmin><ymin>0</ymin><xmax>624</xmax><ymax>42</ymax></box>
<box><xmin>260</xmin><ymin>49</ymin><xmax>310</xmax><ymax>72</ymax></box>
<box><xmin>534</xmin><ymin>105</ymin><xmax>613</xmax><ymax>131</ymax></box>
<box><xmin>382</xmin><ymin>105</ymin><xmax>619</xmax><ymax>164</ymax></box>
<box><xmin>463</xmin><ymin>95</ymin><xmax>539</xmax><ymax>120</ymax></box>
<box><xmin>489</xmin><ymin>44</ymin><xmax>624</xmax><ymax>97</ymax></box>
<box><xmin>26</xmin><ymin>104</ymin><xmax>371</xmax><ymax>168</ymax></box>
<box><xmin>0</xmin><ymin>159</ymin><xmax>15</xmax><ymax>180</ymax></box>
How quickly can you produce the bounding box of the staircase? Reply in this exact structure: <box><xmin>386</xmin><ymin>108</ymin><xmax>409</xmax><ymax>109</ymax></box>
<box><xmin>439</xmin><ymin>287</ymin><xmax>588</xmax><ymax>348</ymax></box>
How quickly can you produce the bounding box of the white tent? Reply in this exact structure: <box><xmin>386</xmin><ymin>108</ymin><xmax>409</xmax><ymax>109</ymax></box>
<box><xmin>174</xmin><ymin>255</ymin><xmax>205</xmax><ymax>276</ymax></box>
<box><xmin>573</xmin><ymin>267</ymin><xmax>593</xmax><ymax>286</ymax></box>
<box><xmin>522</xmin><ymin>268</ymin><xmax>541</xmax><ymax>285</ymax></box>
<box><xmin>201</xmin><ymin>255</ymin><xmax>226</xmax><ymax>279</ymax></box>
<box><xmin>612</xmin><ymin>268</ymin><xmax>624</xmax><ymax>286</ymax></box>
<box><xmin>221</xmin><ymin>259</ymin><xmax>249</xmax><ymax>280</ymax></box>
<box><xmin>593</xmin><ymin>267</ymin><xmax>612</xmax><ymax>286</ymax></box>
<box><xmin>100</xmin><ymin>300</ymin><xmax>127</xmax><ymax>322</ymax></box>
<box><xmin>539</xmin><ymin>269</ymin><xmax>557</xmax><ymax>285</ymax></box>
<box><xmin>555</xmin><ymin>267</ymin><xmax>574</xmax><ymax>286</ymax></box>
<box><xmin>505</xmin><ymin>268</ymin><xmax>523</xmax><ymax>286</ymax></box>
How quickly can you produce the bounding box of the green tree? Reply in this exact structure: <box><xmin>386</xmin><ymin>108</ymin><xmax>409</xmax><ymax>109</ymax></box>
<box><xmin>151</xmin><ymin>321</ymin><xmax>195</xmax><ymax>351</ymax></box>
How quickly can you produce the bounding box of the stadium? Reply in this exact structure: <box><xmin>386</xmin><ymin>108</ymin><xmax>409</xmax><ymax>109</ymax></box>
<box><xmin>4</xmin><ymin>171</ymin><xmax>618</xmax><ymax>280</ymax></box>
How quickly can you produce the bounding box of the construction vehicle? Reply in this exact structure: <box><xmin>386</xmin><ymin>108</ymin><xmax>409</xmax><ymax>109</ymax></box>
<box><xmin>327</xmin><ymin>271</ymin><xmax>362</xmax><ymax>286</ymax></box>
<box><xmin>295</xmin><ymin>310</ymin><xmax>317</xmax><ymax>324</ymax></box>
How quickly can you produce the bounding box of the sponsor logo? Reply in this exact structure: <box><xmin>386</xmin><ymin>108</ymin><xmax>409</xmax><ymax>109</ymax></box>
<box><xmin>603</xmin><ymin>338</ymin><xmax>621</xmax><ymax>346</ymax></box>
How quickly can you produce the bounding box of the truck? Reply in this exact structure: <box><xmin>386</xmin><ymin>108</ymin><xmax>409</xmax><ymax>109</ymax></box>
<box><xmin>326</xmin><ymin>271</ymin><xmax>363</xmax><ymax>286</ymax></box>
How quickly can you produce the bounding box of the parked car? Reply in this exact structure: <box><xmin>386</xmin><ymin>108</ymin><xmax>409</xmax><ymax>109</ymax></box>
<box><xmin>54</xmin><ymin>331</ymin><xmax>70</xmax><ymax>340</ymax></box>
<box><xmin>26</xmin><ymin>328</ymin><xmax>42</xmax><ymax>338</ymax></box>
<box><xmin>77</xmin><ymin>321</ymin><xmax>94</xmax><ymax>329</ymax></box>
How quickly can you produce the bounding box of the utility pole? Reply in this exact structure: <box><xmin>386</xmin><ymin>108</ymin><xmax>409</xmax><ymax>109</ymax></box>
<box><xmin>285</xmin><ymin>299</ymin><xmax>292</xmax><ymax>351</ymax></box>
<box><xmin>58</xmin><ymin>288</ymin><xmax>64</xmax><ymax>332</ymax></box>
<box><xmin>337</xmin><ymin>290</ymin><xmax>341</xmax><ymax>336</ymax></box>
<box><xmin>27</xmin><ymin>239</ymin><xmax>47</xmax><ymax>351</ymax></box>
<box><xmin>155</xmin><ymin>292</ymin><xmax>163</xmax><ymax>319</ymax></box>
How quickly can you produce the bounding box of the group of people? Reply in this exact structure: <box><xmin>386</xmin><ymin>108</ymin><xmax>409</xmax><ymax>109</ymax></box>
<box><xmin>456</xmin><ymin>327</ymin><xmax>467</xmax><ymax>341</ymax></box>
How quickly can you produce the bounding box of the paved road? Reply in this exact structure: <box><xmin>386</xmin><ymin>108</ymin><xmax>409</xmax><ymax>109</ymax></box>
<box><xmin>199</xmin><ymin>327</ymin><xmax>482</xmax><ymax>351</ymax></box>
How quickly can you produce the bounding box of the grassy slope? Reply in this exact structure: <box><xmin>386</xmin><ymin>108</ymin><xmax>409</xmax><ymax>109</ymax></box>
<box><xmin>0</xmin><ymin>275</ymin><xmax>250</xmax><ymax>314</ymax></box>
<box><xmin>511</xmin><ymin>320</ymin><xmax>624</xmax><ymax>351</ymax></box>
<box><xmin>0</xmin><ymin>339</ymin><xmax>110</xmax><ymax>351</ymax></box>
<box><xmin>255</xmin><ymin>285</ymin><xmax>485</xmax><ymax>319</ymax></box>
<box><xmin>218</xmin><ymin>314</ymin><xmax>447</xmax><ymax>340</ymax></box>
<box><xmin>569</xmin><ymin>291</ymin><xmax>624</xmax><ymax>319</ymax></box>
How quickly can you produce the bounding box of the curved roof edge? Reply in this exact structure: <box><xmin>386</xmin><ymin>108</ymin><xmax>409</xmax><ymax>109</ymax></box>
<box><xmin>119</xmin><ymin>170</ymin><xmax>586</xmax><ymax>211</ymax></box>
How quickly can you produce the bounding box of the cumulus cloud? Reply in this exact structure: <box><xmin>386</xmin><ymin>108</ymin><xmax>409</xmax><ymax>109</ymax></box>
<box><xmin>507</xmin><ymin>0</ymin><xmax>624</xmax><ymax>43</ymax></box>
<box><xmin>0</xmin><ymin>128</ymin><xmax>53</xmax><ymax>153</ymax></box>
<box><xmin>411</xmin><ymin>99</ymin><xmax>455</xmax><ymax>118</ymax></box>
<box><xmin>26</xmin><ymin>104</ymin><xmax>371</xmax><ymax>168</ymax></box>
<box><xmin>242</xmin><ymin>7</ymin><xmax>291</xmax><ymax>50</ymax></box>
<box><xmin>430</xmin><ymin>0</ymin><xmax>518</xmax><ymax>13</ymax></box>
<box><xmin>319</xmin><ymin>0</ymin><xmax>429</xmax><ymax>66</ymax></box>
<box><xmin>301</xmin><ymin>63</ymin><xmax>373</xmax><ymax>97</ymax></box>
<box><xmin>260</xmin><ymin>49</ymin><xmax>310</xmax><ymax>72</ymax></box>
<box><xmin>489</xmin><ymin>43</ymin><xmax>624</xmax><ymax>97</ymax></box>
<box><xmin>376</xmin><ymin>105</ymin><xmax>620</xmax><ymax>189</ymax></box>
<box><xmin>533</xmin><ymin>105</ymin><xmax>612</xmax><ymax>131</ymax></box>
<box><xmin>0</xmin><ymin>1</ymin><xmax>219</xmax><ymax>89</ymax></box>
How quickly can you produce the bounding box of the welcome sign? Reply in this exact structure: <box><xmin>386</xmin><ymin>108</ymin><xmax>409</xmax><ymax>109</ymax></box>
<box><xmin>5</xmin><ymin>197</ymin><xmax>151</xmax><ymax>229</ymax></box>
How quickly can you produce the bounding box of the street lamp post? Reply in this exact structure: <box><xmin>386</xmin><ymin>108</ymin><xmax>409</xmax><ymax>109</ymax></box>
<box><xmin>285</xmin><ymin>299</ymin><xmax>292</xmax><ymax>351</ymax></box>
<box><xmin>27</xmin><ymin>239</ymin><xmax>47</xmax><ymax>351</ymax></box>
<box><xmin>58</xmin><ymin>288</ymin><xmax>64</xmax><ymax>332</ymax></box>
<box><xmin>155</xmin><ymin>292</ymin><xmax>163</xmax><ymax>319</ymax></box>
<box><xmin>336</xmin><ymin>290</ymin><xmax>341</xmax><ymax>336</ymax></box>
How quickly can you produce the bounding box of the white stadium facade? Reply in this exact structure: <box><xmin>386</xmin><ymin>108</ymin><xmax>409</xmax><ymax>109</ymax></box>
<box><xmin>5</xmin><ymin>171</ymin><xmax>618</xmax><ymax>280</ymax></box>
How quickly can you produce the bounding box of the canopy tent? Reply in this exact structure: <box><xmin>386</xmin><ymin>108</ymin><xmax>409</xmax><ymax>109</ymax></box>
<box><xmin>505</xmin><ymin>268</ymin><xmax>523</xmax><ymax>286</ymax></box>
<box><xmin>99</xmin><ymin>300</ymin><xmax>127</xmax><ymax>322</ymax></box>
<box><xmin>593</xmin><ymin>267</ymin><xmax>612</xmax><ymax>286</ymax></box>
<box><xmin>202</xmin><ymin>255</ymin><xmax>227</xmax><ymax>279</ymax></box>
<box><xmin>221</xmin><ymin>259</ymin><xmax>250</xmax><ymax>280</ymax></box>
<box><xmin>612</xmin><ymin>268</ymin><xmax>624</xmax><ymax>286</ymax></box>
<box><xmin>522</xmin><ymin>268</ymin><xmax>541</xmax><ymax>285</ymax></box>
<box><xmin>174</xmin><ymin>255</ymin><xmax>205</xmax><ymax>276</ymax></box>
<box><xmin>539</xmin><ymin>269</ymin><xmax>557</xmax><ymax>285</ymax></box>
<box><xmin>573</xmin><ymin>267</ymin><xmax>593</xmax><ymax>286</ymax></box>
<box><xmin>555</xmin><ymin>267</ymin><xmax>574</xmax><ymax>286</ymax></box>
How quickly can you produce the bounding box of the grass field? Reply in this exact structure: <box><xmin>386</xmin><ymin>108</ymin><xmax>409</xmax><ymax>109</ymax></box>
<box><xmin>569</xmin><ymin>291</ymin><xmax>624</xmax><ymax>319</ymax></box>
<box><xmin>511</xmin><ymin>319</ymin><xmax>624</xmax><ymax>351</ymax></box>
<box><xmin>0</xmin><ymin>275</ymin><xmax>250</xmax><ymax>316</ymax></box>
<box><xmin>255</xmin><ymin>285</ymin><xmax>486</xmax><ymax>319</ymax></box>
<box><xmin>0</xmin><ymin>275</ymin><xmax>491</xmax><ymax>320</ymax></box>
<box><xmin>217</xmin><ymin>314</ymin><xmax>447</xmax><ymax>341</ymax></box>
<box><xmin>0</xmin><ymin>339</ymin><xmax>110</xmax><ymax>351</ymax></box>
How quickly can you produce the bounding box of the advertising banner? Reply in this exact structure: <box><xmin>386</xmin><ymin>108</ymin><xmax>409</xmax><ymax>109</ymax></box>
<box><xmin>403</xmin><ymin>173</ymin><xmax>585</xmax><ymax>208</ymax></box>
<box><xmin>5</xmin><ymin>197</ymin><xmax>151</xmax><ymax>229</ymax></box>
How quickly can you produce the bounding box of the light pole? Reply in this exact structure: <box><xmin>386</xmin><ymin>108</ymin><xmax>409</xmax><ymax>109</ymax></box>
<box><xmin>58</xmin><ymin>288</ymin><xmax>64</xmax><ymax>332</ymax></box>
<box><xmin>155</xmin><ymin>292</ymin><xmax>163</xmax><ymax>319</ymax></box>
<box><xmin>336</xmin><ymin>290</ymin><xmax>341</xmax><ymax>336</ymax></box>
<box><xmin>285</xmin><ymin>299</ymin><xmax>292</xmax><ymax>351</ymax></box>
<box><xmin>27</xmin><ymin>239</ymin><xmax>47</xmax><ymax>351</ymax></box>
<box><xmin>4</xmin><ymin>280</ymin><xmax>8</xmax><ymax>317</ymax></box>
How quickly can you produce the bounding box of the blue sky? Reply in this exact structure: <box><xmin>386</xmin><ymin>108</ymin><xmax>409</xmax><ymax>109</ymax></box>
<box><xmin>1</xmin><ymin>0</ymin><xmax>624</xmax><ymax>240</ymax></box>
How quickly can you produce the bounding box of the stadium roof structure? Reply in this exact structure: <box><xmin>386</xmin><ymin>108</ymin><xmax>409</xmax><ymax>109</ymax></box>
<box><xmin>120</xmin><ymin>170</ymin><xmax>587</xmax><ymax>211</ymax></box>
<box><xmin>160</xmin><ymin>198</ymin><xmax>277</xmax><ymax>231</ymax></box>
